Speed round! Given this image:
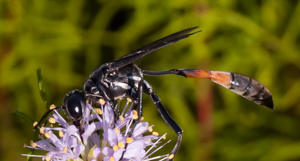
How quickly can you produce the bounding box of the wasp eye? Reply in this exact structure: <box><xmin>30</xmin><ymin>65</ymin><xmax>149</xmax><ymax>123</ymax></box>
<box><xmin>66</xmin><ymin>100</ymin><xmax>83</xmax><ymax>119</ymax></box>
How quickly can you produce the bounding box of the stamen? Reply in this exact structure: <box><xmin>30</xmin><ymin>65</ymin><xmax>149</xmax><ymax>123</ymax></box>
<box><xmin>99</xmin><ymin>99</ymin><xmax>105</xmax><ymax>105</ymax></box>
<box><xmin>148</xmin><ymin>126</ymin><xmax>153</xmax><ymax>132</ymax></box>
<box><xmin>31</xmin><ymin>143</ymin><xmax>37</xmax><ymax>148</ymax></box>
<box><xmin>132</xmin><ymin>110</ymin><xmax>138</xmax><ymax>120</ymax></box>
<box><xmin>96</xmin><ymin>108</ymin><xmax>102</xmax><ymax>115</ymax></box>
<box><xmin>158</xmin><ymin>155</ymin><xmax>169</xmax><ymax>161</ymax></box>
<box><xmin>121</xmin><ymin>99</ymin><xmax>130</xmax><ymax>116</ymax></box>
<box><xmin>163</xmin><ymin>134</ymin><xmax>167</xmax><ymax>139</ymax></box>
<box><xmin>119</xmin><ymin>115</ymin><xmax>124</xmax><ymax>121</ymax></box>
<box><xmin>145</xmin><ymin>154</ymin><xmax>169</xmax><ymax>161</ymax></box>
<box><xmin>40</xmin><ymin>127</ymin><xmax>45</xmax><ymax>134</ymax></box>
<box><xmin>63</xmin><ymin>147</ymin><xmax>67</xmax><ymax>153</ymax></box>
<box><xmin>124</xmin><ymin>118</ymin><xmax>133</xmax><ymax>137</ymax></box>
<box><xmin>152</xmin><ymin>131</ymin><xmax>159</xmax><ymax>136</ymax></box>
<box><xmin>168</xmin><ymin>154</ymin><xmax>174</xmax><ymax>160</ymax></box>
<box><xmin>118</xmin><ymin>142</ymin><xmax>125</xmax><ymax>148</ymax></box>
<box><xmin>48</xmin><ymin>117</ymin><xmax>56</xmax><ymax>124</ymax></box>
<box><xmin>114</xmin><ymin>128</ymin><xmax>120</xmax><ymax>134</ymax></box>
<box><xmin>132</xmin><ymin>110</ymin><xmax>137</xmax><ymax>115</ymax></box>
<box><xmin>45</xmin><ymin>155</ymin><xmax>51</xmax><ymax>161</ymax></box>
<box><xmin>49</xmin><ymin>104</ymin><xmax>56</xmax><ymax>110</ymax></box>
<box><xmin>86</xmin><ymin>100</ymin><xmax>89</xmax><ymax>104</ymax></box>
<box><xmin>30</xmin><ymin>141</ymin><xmax>37</xmax><ymax>148</ymax></box>
<box><xmin>143</xmin><ymin>133</ymin><xmax>167</xmax><ymax>157</ymax></box>
<box><xmin>127</xmin><ymin>98</ymin><xmax>132</xmax><ymax>102</ymax></box>
<box><xmin>133</xmin><ymin>114</ymin><xmax>138</xmax><ymax>120</ymax></box>
<box><xmin>59</xmin><ymin>130</ymin><xmax>64</xmax><ymax>137</ymax></box>
<box><xmin>44</xmin><ymin>132</ymin><xmax>51</xmax><ymax>138</ymax></box>
<box><xmin>126</xmin><ymin>137</ymin><xmax>133</xmax><ymax>143</ymax></box>
<box><xmin>113</xmin><ymin>145</ymin><xmax>118</xmax><ymax>151</ymax></box>
<box><xmin>110</xmin><ymin>156</ymin><xmax>115</xmax><ymax>161</ymax></box>
<box><xmin>33</xmin><ymin>121</ymin><xmax>38</xmax><ymax>127</ymax></box>
<box><xmin>146</xmin><ymin>139</ymin><xmax>171</xmax><ymax>158</ymax></box>
<box><xmin>140</xmin><ymin>116</ymin><xmax>144</xmax><ymax>121</ymax></box>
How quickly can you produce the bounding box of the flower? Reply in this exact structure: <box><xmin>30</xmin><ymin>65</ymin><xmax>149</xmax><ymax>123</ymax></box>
<box><xmin>23</xmin><ymin>99</ymin><xmax>171</xmax><ymax>161</ymax></box>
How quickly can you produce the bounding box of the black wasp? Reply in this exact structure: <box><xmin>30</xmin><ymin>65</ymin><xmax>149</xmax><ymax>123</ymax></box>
<box><xmin>35</xmin><ymin>26</ymin><xmax>274</xmax><ymax>161</ymax></box>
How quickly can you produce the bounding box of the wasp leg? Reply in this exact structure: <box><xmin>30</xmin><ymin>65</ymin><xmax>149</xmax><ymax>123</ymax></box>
<box><xmin>84</xmin><ymin>79</ymin><xmax>117</xmax><ymax>119</ymax></box>
<box><xmin>121</xmin><ymin>80</ymin><xmax>144</xmax><ymax>160</ymax></box>
<box><xmin>33</xmin><ymin>106</ymin><xmax>65</xmax><ymax>141</ymax></box>
<box><xmin>127</xmin><ymin>80</ymin><xmax>144</xmax><ymax>131</ymax></box>
<box><xmin>143</xmin><ymin>80</ymin><xmax>182</xmax><ymax>161</ymax></box>
<box><xmin>143</xmin><ymin>69</ymin><xmax>274</xmax><ymax>109</ymax></box>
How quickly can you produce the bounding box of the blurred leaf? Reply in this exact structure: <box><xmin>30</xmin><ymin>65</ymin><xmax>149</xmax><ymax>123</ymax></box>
<box><xmin>36</xmin><ymin>68</ymin><xmax>50</xmax><ymax>109</ymax></box>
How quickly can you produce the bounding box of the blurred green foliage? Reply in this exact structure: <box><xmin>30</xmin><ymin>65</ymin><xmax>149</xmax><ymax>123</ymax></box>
<box><xmin>1</xmin><ymin>0</ymin><xmax>300</xmax><ymax>161</ymax></box>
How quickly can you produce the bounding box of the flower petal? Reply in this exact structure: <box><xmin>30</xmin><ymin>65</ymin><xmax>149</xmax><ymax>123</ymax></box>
<box><xmin>102</xmin><ymin>147</ymin><xmax>114</xmax><ymax>156</ymax></box>
<box><xmin>89</xmin><ymin>133</ymin><xmax>101</xmax><ymax>147</ymax></box>
<box><xmin>102</xmin><ymin>104</ymin><xmax>114</xmax><ymax>129</ymax></box>
<box><xmin>132</xmin><ymin>122</ymin><xmax>149</xmax><ymax>138</ymax></box>
<box><xmin>103</xmin><ymin>128</ymin><xmax>117</xmax><ymax>146</ymax></box>
<box><xmin>123</xmin><ymin>140</ymin><xmax>146</xmax><ymax>160</ymax></box>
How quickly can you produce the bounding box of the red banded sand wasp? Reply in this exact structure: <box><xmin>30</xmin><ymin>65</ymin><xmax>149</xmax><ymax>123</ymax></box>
<box><xmin>34</xmin><ymin>27</ymin><xmax>274</xmax><ymax>161</ymax></box>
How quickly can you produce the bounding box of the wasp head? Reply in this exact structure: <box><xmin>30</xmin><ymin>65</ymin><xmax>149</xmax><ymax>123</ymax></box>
<box><xmin>63</xmin><ymin>90</ymin><xmax>86</xmax><ymax>121</ymax></box>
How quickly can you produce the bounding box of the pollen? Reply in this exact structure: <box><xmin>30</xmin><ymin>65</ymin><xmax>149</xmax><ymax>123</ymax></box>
<box><xmin>44</xmin><ymin>132</ymin><xmax>51</xmax><ymax>138</ymax></box>
<box><xmin>168</xmin><ymin>154</ymin><xmax>174</xmax><ymax>160</ymax></box>
<box><xmin>39</xmin><ymin>127</ymin><xmax>45</xmax><ymax>134</ymax></box>
<box><xmin>63</xmin><ymin>147</ymin><xmax>67</xmax><ymax>153</ymax></box>
<box><xmin>96</xmin><ymin>108</ymin><xmax>102</xmax><ymax>115</ymax></box>
<box><xmin>119</xmin><ymin>115</ymin><xmax>124</xmax><ymax>121</ymax></box>
<box><xmin>163</xmin><ymin>134</ymin><xmax>167</xmax><ymax>139</ymax></box>
<box><xmin>140</xmin><ymin>116</ymin><xmax>144</xmax><ymax>121</ymax></box>
<box><xmin>114</xmin><ymin>128</ymin><xmax>120</xmax><ymax>134</ymax></box>
<box><xmin>33</xmin><ymin>121</ymin><xmax>38</xmax><ymax>127</ymax></box>
<box><xmin>152</xmin><ymin>131</ymin><xmax>159</xmax><ymax>136</ymax></box>
<box><xmin>118</xmin><ymin>142</ymin><xmax>125</xmax><ymax>148</ymax></box>
<box><xmin>48</xmin><ymin>117</ymin><xmax>56</xmax><ymax>124</ymax></box>
<box><xmin>126</xmin><ymin>137</ymin><xmax>133</xmax><ymax>143</ymax></box>
<box><xmin>30</xmin><ymin>141</ymin><xmax>37</xmax><ymax>147</ymax></box>
<box><xmin>132</xmin><ymin>110</ymin><xmax>138</xmax><ymax>120</ymax></box>
<box><xmin>99</xmin><ymin>99</ymin><xmax>105</xmax><ymax>105</ymax></box>
<box><xmin>113</xmin><ymin>145</ymin><xmax>118</xmax><ymax>151</ymax></box>
<box><xmin>59</xmin><ymin>130</ymin><xmax>64</xmax><ymax>137</ymax></box>
<box><xmin>127</xmin><ymin>98</ymin><xmax>132</xmax><ymax>102</ymax></box>
<box><xmin>148</xmin><ymin>126</ymin><xmax>153</xmax><ymax>132</ymax></box>
<box><xmin>110</xmin><ymin>156</ymin><xmax>115</xmax><ymax>161</ymax></box>
<box><xmin>132</xmin><ymin>110</ymin><xmax>137</xmax><ymax>115</ymax></box>
<box><xmin>49</xmin><ymin>104</ymin><xmax>56</xmax><ymax>110</ymax></box>
<box><xmin>45</xmin><ymin>155</ymin><xmax>51</xmax><ymax>161</ymax></box>
<box><xmin>133</xmin><ymin>114</ymin><xmax>138</xmax><ymax>120</ymax></box>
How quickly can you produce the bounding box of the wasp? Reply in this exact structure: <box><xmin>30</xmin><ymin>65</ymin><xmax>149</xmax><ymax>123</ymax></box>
<box><xmin>35</xmin><ymin>27</ymin><xmax>273</xmax><ymax>161</ymax></box>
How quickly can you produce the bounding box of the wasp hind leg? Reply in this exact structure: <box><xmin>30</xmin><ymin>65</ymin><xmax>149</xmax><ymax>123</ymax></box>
<box><xmin>143</xmin><ymin>80</ymin><xmax>182</xmax><ymax>161</ymax></box>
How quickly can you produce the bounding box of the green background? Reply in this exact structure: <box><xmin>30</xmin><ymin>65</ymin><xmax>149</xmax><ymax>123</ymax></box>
<box><xmin>1</xmin><ymin>0</ymin><xmax>300</xmax><ymax>161</ymax></box>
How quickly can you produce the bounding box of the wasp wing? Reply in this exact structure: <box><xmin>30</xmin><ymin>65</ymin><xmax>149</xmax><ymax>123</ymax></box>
<box><xmin>111</xmin><ymin>26</ymin><xmax>201</xmax><ymax>69</ymax></box>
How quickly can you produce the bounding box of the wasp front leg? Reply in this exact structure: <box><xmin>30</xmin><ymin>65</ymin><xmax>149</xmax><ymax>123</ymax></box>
<box><xmin>84</xmin><ymin>79</ymin><xmax>116</xmax><ymax>118</ymax></box>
